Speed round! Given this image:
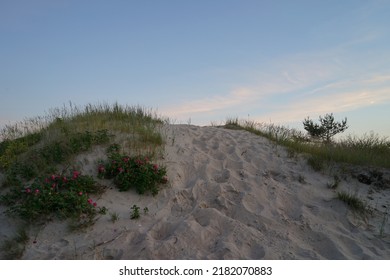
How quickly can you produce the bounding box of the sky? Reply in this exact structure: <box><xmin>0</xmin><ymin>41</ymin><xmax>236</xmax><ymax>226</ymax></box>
<box><xmin>1</xmin><ymin>0</ymin><xmax>390</xmax><ymax>137</ymax></box>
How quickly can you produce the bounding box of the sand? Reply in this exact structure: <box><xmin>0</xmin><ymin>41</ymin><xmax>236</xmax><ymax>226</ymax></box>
<box><xmin>1</xmin><ymin>124</ymin><xmax>389</xmax><ymax>259</ymax></box>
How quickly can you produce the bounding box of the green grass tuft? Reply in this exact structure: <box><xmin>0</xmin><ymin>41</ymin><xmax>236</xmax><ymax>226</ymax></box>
<box><xmin>0</xmin><ymin>227</ymin><xmax>29</xmax><ymax>259</ymax></box>
<box><xmin>337</xmin><ymin>191</ymin><xmax>368</xmax><ymax>214</ymax></box>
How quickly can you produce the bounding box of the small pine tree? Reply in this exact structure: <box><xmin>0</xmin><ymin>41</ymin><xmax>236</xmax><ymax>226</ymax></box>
<box><xmin>303</xmin><ymin>113</ymin><xmax>348</xmax><ymax>143</ymax></box>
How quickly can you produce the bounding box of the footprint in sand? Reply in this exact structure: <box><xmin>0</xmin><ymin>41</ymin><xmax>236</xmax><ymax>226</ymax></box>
<box><xmin>171</xmin><ymin>189</ymin><xmax>195</xmax><ymax>216</ymax></box>
<box><xmin>213</xmin><ymin>169</ymin><xmax>230</xmax><ymax>183</ymax></box>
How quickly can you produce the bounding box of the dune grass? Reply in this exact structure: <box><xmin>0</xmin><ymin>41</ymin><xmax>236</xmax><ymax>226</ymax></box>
<box><xmin>0</xmin><ymin>102</ymin><xmax>168</xmax><ymax>222</ymax></box>
<box><xmin>337</xmin><ymin>191</ymin><xmax>368</xmax><ymax>215</ymax></box>
<box><xmin>224</xmin><ymin>117</ymin><xmax>389</xmax><ymax>227</ymax></box>
<box><xmin>224</xmin><ymin>117</ymin><xmax>390</xmax><ymax>169</ymax></box>
<box><xmin>0</xmin><ymin>102</ymin><xmax>166</xmax><ymax>188</ymax></box>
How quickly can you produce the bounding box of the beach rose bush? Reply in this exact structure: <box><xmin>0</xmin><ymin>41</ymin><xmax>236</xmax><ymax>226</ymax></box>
<box><xmin>0</xmin><ymin>170</ymin><xmax>103</xmax><ymax>221</ymax></box>
<box><xmin>98</xmin><ymin>149</ymin><xmax>167</xmax><ymax>195</ymax></box>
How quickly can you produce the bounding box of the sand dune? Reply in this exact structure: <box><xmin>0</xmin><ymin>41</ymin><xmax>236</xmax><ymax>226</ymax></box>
<box><xmin>1</xmin><ymin>125</ymin><xmax>389</xmax><ymax>259</ymax></box>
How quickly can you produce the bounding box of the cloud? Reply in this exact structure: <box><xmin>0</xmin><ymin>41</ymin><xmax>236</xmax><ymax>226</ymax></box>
<box><xmin>253</xmin><ymin>81</ymin><xmax>390</xmax><ymax>124</ymax></box>
<box><xmin>160</xmin><ymin>87</ymin><xmax>258</xmax><ymax>119</ymax></box>
<box><xmin>161</xmin><ymin>59</ymin><xmax>340</xmax><ymax>122</ymax></box>
<box><xmin>362</xmin><ymin>74</ymin><xmax>390</xmax><ymax>85</ymax></box>
<box><xmin>161</xmin><ymin>24</ymin><xmax>390</xmax><ymax>125</ymax></box>
<box><xmin>160</xmin><ymin>59</ymin><xmax>330</xmax><ymax>122</ymax></box>
<box><xmin>283</xmin><ymin>71</ymin><xmax>302</xmax><ymax>85</ymax></box>
<box><xmin>162</xmin><ymin>65</ymin><xmax>390</xmax><ymax>126</ymax></box>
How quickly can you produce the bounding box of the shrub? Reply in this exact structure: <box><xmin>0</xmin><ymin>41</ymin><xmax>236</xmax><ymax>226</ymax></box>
<box><xmin>303</xmin><ymin>113</ymin><xmax>348</xmax><ymax>143</ymax></box>
<box><xmin>98</xmin><ymin>146</ymin><xmax>168</xmax><ymax>195</ymax></box>
<box><xmin>130</xmin><ymin>205</ymin><xmax>141</xmax><ymax>219</ymax></box>
<box><xmin>0</xmin><ymin>170</ymin><xmax>104</xmax><ymax>221</ymax></box>
<box><xmin>1</xmin><ymin>129</ymin><xmax>111</xmax><ymax>187</ymax></box>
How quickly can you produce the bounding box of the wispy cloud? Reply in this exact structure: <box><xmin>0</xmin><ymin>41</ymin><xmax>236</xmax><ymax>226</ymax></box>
<box><xmin>162</xmin><ymin>23</ymin><xmax>390</xmax><ymax>125</ymax></box>
<box><xmin>161</xmin><ymin>61</ymin><xmax>329</xmax><ymax>121</ymax></box>
<box><xmin>162</xmin><ymin>62</ymin><xmax>390</xmax><ymax>125</ymax></box>
<box><xmin>260</xmin><ymin>87</ymin><xmax>390</xmax><ymax>123</ymax></box>
<box><xmin>250</xmin><ymin>71</ymin><xmax>390</xmax><ymax>124</ymax></box>
<box><xmin>161</xmin><ymin>59</ymin><xmax>338</xmax><ymax>121</ymax></box>
<box><xmin>161</xmin><ymin>87</ymin><xmax>258</xmax><ymax>119</ymax></box>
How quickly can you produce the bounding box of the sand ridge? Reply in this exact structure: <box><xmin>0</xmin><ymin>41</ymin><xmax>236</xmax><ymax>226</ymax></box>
<box><xmin>1</xmin><ymin>124</ymin><xmax>389</xmax><ymax>259</ymax></box>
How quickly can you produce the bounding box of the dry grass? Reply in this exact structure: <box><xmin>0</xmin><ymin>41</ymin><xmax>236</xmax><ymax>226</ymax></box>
<box><xmin>224</xmin><ymin>118</ymin><xmax>390</xmax><ymax>169</ymax></box>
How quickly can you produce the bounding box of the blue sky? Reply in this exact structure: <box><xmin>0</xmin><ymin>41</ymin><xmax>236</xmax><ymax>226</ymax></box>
<box><xmin>1</xmin><ymin>0</ymin><xmax>390</xmax><ymax>137</ymax></box>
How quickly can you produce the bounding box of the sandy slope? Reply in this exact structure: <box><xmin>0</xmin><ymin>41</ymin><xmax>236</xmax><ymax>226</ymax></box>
<box><xmin>1</xmin><ymin>125</ymin><xmax>389</xmax><ymax>259</ymax></box>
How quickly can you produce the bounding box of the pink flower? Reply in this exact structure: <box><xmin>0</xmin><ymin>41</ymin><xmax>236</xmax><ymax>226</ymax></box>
<box><xmin>118</xmin><ymin>167</ymin><xmax>124</xmax><ymax>173</ymax></box>
<box><xmin>72</xmin><ymin>170</ymin><xmax>80</xmax><ymax>179</ymax></box>
<box><xmin>79</xmin><ymin>191</ymin><xmax>83</xmax><ymax>196</ymax></box>
<box><xmin>51</xmin><ymin>174</ymin><xmax>56</xmax><ymax>181</ymax></box>
<box><xmin>35</xmin><ymin>189</ymin><xmax>40</xmax><ymax>194</ymax></box>
<box><xmin>26</xmin><ymin>188</ymin><xmax>31</xmax><ymax>194</ymax></box>
<box><xmin>62</xmin><ymin>176</ymin><xmax>68</xmax><ymax>183</ymax></box>
<box><xmin>123</xmin><ymin>157</ymin><xmax>129</xmax><ymax>163</ymax></box>
<box><xmin>98</xmin><ymin>165</ymin><xmax>105</xmax><ymax>173</ymax></box>
<box><xmin>153</xmin><ymin>164</ymin><xmax>159</xmax><ymax>171</ymax></box>
<box><xmin>87</xmin><ymin>198</ymin><xmax>97</xmax><ymax>207</ymax></box>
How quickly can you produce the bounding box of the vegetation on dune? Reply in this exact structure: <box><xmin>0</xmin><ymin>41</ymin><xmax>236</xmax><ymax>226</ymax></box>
<box><xmin>1</xmin><ymin>104</ymin><xmax>388</xmax><ymax>258</ymax></box>
<box><xmin>98</xmin><ymin>143</ymin><xmax>167</xmax><ymax>195</ymax></box>
<box><xmin>303</xmin><ymin>113</ymin><xmax>348</xmax><ymax>143</ymax></box>
<box><xmin>0</xmin><ymin>227</ymin><xmax>29</xmax><ymax>259</ymax></box>
<box><xmin>0</xmin><ymin>102</ymin><xmax>168</xmax><ymax>227</ymax></box>
<box><xmin>337</xmin><ymin>191</ymin><xmax>368</xmax><ymax>215</ymax></box>
<box><xmin>224</xmin><ymin>116</ymin><xmax>390</xmax><ymax>169</ymax></box>
<box><xmin>223</xmin><ymin>115</ymin><xmax>389</xmax><ymax>226</ymax></box>
<box><xmin>1</xmin><ymin>171</ymin><xmax>104</xmax><ymax>222</ymax></box>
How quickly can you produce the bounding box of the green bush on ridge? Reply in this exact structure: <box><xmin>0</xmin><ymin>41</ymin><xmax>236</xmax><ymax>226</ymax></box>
<box><xmin>303</xmin><ymin>113</ymin><xmax>348</xmax><ymax>143</ymax></box>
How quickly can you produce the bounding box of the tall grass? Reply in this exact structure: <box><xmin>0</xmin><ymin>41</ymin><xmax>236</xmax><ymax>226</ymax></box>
<box><xmin>224</xmin><ymin>118</ymin><xmax>390</xmax><ymax>169</ymax></box>
<box><xmin>0</xmin><ymin>102</ymin><xmax>164</xmax><ymax>141</ymax></box>
<box><xmin>0</xmin><ymin>102</ymin><xmax>166</xmax><ymax>187</ymax></box>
